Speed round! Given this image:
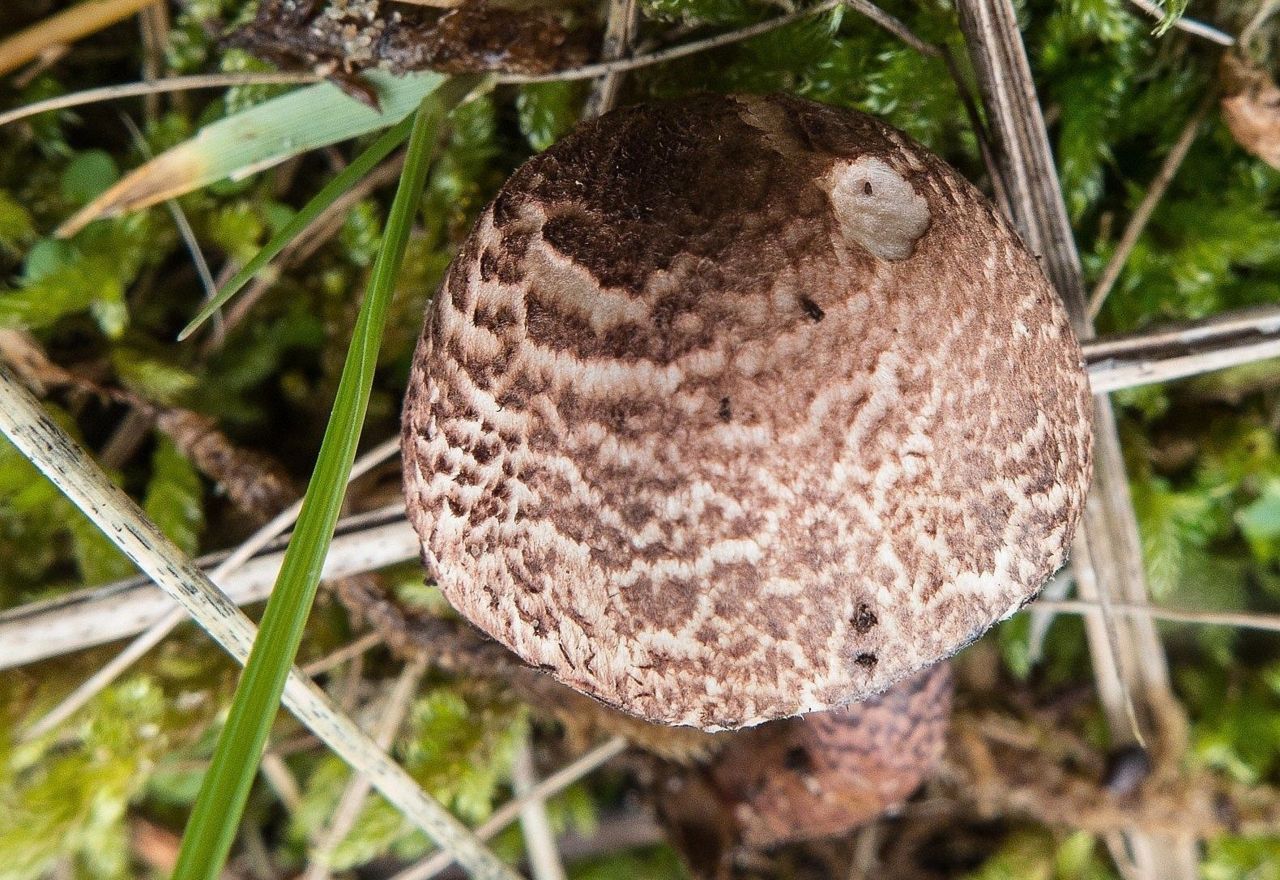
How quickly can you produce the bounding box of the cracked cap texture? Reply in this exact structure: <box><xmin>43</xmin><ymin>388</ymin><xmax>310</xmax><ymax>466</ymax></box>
<box><xmin>401</xmin><ymin>93</ymin><xmax>1093</xmax><ymax>730</ymax></box>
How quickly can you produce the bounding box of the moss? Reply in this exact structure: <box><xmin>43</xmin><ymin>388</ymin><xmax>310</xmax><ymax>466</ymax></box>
<box><xmin>1</xmin><ymin>0</ymin><xmax>1280</xmax><ymax>875</ymax></box>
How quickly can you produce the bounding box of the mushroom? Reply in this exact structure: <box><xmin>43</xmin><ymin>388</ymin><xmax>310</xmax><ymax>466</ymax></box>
<box><xmin>654</xmin><ymin>663</ymin><xmax>954</xmax><ymax>876</ymax></box>
<box><xmin>401</xmin><ymin>93</ymin><xmax>1092</xmax><ymax>731</ymax></box>
<box><xmin>710</xmin><ymin>662</ymin><xmax>953</xmax><ymax>846</ymax></box>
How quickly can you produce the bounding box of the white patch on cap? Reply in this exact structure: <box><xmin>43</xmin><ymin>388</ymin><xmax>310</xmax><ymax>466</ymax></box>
<box><xmin>827</xmin><ymin>157</ymin><xmax>931</xmax><ymax>261</ymax></box>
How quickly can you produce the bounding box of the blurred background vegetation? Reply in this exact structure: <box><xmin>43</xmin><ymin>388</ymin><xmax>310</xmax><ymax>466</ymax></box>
<box><xmin>1</xmin><ymin>0</ymin><xmax>1280</xmax><ymax>876</ymax></box>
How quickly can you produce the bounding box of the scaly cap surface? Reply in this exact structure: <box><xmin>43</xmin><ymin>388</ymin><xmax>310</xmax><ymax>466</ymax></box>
<box><xmin>402</xmin><ymin>93</ymin><xmax>1092</xmax><ymax>729</ymax></box>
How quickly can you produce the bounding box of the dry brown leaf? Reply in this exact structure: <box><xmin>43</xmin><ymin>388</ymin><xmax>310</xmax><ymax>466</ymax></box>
<box><xmin>0</xmin><ymin>329</ymin><xmax>83</xmax><ymax>395</ymax></box>
<box><xmin>1220</xmin><ymin>53</ymin><xmax>1280</xmax><ymax>169</ymax></box>
<box><xmin>0</xmin><ymin>0</ymin><xmax>159</xmax><ymax>77</ymax></box>
<box><xmin>230</xmin><ymin>0</ymin><xmax>594</xmax><ymax>83</ymax></box>
<box><xmin>0</xmin><ymin>329</ymin><xmax>296</xmax><ymax>522</ymax></box>
<box><xmin>154</xmin><ymin>408</ymin><xmax>297</xmax><ymax>521</ymax></box>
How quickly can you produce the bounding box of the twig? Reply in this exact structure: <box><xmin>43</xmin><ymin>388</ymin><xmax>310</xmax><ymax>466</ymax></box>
<box><xmin>137</xmin><ymin>0</ymin><xmax>169</xmax><ymax>120</ymax></box>
<box><xmin>335</xmin><ymin>633</ymin><xmax>369</xmax><ymax>713</ymax></box>
<box><xmin>285</xmin><ymin>156</ymin><xmax>407</xmax><ymax>266</ymax></box>
<box><xmin>1105</xmin><ymin>835</ymin><xmax>1144</xmax><ymax>880</ymax></box>
<box><xmin>940</xmin><ymin>46</ymin><xmax>1010</xmax><ymax>211</ymax></box>
<box><xmin>1088</xmin><ymin>336</ymin><xmax>1280</xmax><ymax>393</ymax></box>
<box><xmin>0</xmin><ymin>2</ymin><xmax>843</xmax><ymax>128</ymax></box>
<box><xmin>1084</xmin><ymin>303</ymin><xmax>1280</xmax><ymax>358</ymax></box>
<box><xmin>98</xmin><ymin>406</ymin><xmax>153</xmax><ymax>467</ymax></box>
<box><xmin>1034</xmin><ymin>598</ymin><xmax>1280</xmax><ymax>633</ymax></box>
<box><xmin>583</xmin><ymin>0</ymin><xmax>639</xmax><ymax>119</ymax></box>
<box><xmin>260</xmin><ymin>752</ymin><xmax>304</xmax><ymax>812</ymax></box>
<box><xmin>1026</xmin><ymin>570</ymin><xmax>1075</xmax><ymax>663</ymax></box>
<box><xmin>392</xmin><ymin>736</ymin><xmax>628</xmax><ymax>880</ymax></box>
<box><xmin>119</xmin><ymin>113</ymin><xmax>223</xmax><ymax>341</ymax></box>
<box><xmin>0</xmin><ymin>505</ymin><xmax>416</xmax><ymax>669</ymax></box>
<box><xmin>217</xmin><ymin>156</ymin><xmax>407</xmax><ymax>344</ymax></box>
<box><xmin>20</xmin><ymin>436</ymin><xmax>401</xmax><ymax>739</ymax></box>
<box><xmin>512</xmin><ymin>737</ymin><xmax>568</xmax><ymax>880</ymax></box>
<box><xmin>956</xmin><ymin>0</ymin><xmax>1088</xmax><ymax>315</ymax></box>
<box><xmin>1126</xmin><ymin>0</ymin><xmax>1236</xmax><ymax>46</ymax></box>
<box><xmin>1087</xmin><ymin>92</ymin><xmax>1216</xmax><ymax>319</ymax></box>
<box><xmin>954</xmin><ymin>2</ymin><xmax>1194</xmax><ymax>877</ymax></box>
<box><xmin>138</xmin><ymin>1</ymin><xmax>167</xmax><ymax>120</ymax></box>
<box><xmin>304</xmin><ymin>658</ymin><xmax>428</xmax><ymax>880</ymax></box>
<box><xmin>0</xmin><ymin>0</ymin><xmax>936</xmax><ymax>132</ymax></box>
<box><xmin>847</xmin><ymin>823</ymin><xmax>882</xmax><ymax>880</ymax></box>
<box><xmin>845</xmin><ymin>0</ymin><xmax>940</xmax><ymax>56</ymax></box>
<box><xmin>0</xmin><ymin>368</ymin><xmax>514</xmax><ymax>878</ymax></box>
<box><xmin>500</xmin><ymin>0</ymin><xmax>846</xmax><ymax>83</ymax></box>
<box><xmin>0</xmin><ymin>73</ymin><xmax>324</xmax><ymax>128</ymax></box>
<box><xmin>167</xmin><ymin>207</ymin><xmax>223</xmax><ymax>344</ymax></box>
<box><xmin>943</xmin><ymin>710</ymin><xmax>1280</xmax><ymax>840</ymax></box>
<box><xmin>955</xmin><ymin>1</ymin><xmax>1143</xmax><ymax>755</ymax></box>
<box><xmin>1240</xmin><ymin>0</ymin><xmax>1280</xmax><ymax>48</ymax></box>
<box><xmin>11</xmin><ymin>46</ymin><xmax>70</xmax><ymax>89</ymax></box>
<box><xmin>553</xmin><ymin>811</ymin><xmax>664</xmax><ymax>865</ymax></box>
<box><xmin>23</xmin><ymin>609</ymin><xmax>179</xmax><ymax>739</ymax></box>
<box><xmin>303</xmin><ymin>629</ymin><xmax>385</xmax><ymax>677</ymax></box>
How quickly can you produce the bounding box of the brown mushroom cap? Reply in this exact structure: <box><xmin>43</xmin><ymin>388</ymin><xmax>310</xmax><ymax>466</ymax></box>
<box><xmin>401</xmin><ymin>93</ymin><xmax>1092</xmax><ymax>730</ymax></box>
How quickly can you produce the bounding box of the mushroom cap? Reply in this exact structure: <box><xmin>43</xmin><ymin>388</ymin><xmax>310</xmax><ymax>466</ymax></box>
<box><xmin>708</xmin><ymin>662</ymin><xmax>953</xmax><ymax>847</ymax></box>
<box><xmin>401</xmin><ymin>93</ymin><xmax>1092</xmax><ymax>730</ymax></box>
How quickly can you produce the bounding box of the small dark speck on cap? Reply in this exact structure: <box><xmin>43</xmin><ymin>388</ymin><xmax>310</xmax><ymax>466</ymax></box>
<box><xmin>852</xmin><ymin>603</ymin><xmax>878</xmax><ymax>633</ymax></box>
<box><xmin>799</xmin><ymin>296</ymin><xmax>825</xmax><ymax>322</ymax></box>
<box><xmin>718</xmin><ymin>397</ymin><xmax>732</xmax><ymax>423</ymax></box>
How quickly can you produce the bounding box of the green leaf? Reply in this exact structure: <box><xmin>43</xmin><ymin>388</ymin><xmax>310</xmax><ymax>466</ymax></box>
<box><xmin>171</xmin><ymin>75</ymin><xmax>483</xmax><ymax>880</ymax></box>
<box><xmin>1</xmin><ymin>257</ymin><xmax>125</xmax><ymax>334</ymax></box>
<box><xmin>61</xmin><ymin>70</ymin><xmax>449</xmax><ymax>236</ymax></box>
<box><xmin>60</xmin><ymin>151</ymin><xmax>120</xmax><ymax>206</ymax></box>
<box><xmin>1181</xmin><ymin>664</ymin><xmax>1280</xmax><ymax>785</ymax></box>
<box><xmin>1151</xmin><ymin>0</ymin><xmax>1189</xmax><ymax>36</ymax></box>
<box><xmin>179</xmin><ymin>111</ymin><xmax>418</xmax><ymax>339</ymax></box>
<box><xmin>1</xmin><ymin>214</ymin><xmax>165</xmax><ymax>336</ymax></box>
<box><xmin>21</xmin><ymin>239</ymin><xmax>75</xmax><ymax>283</ymax></box>
<box><xmin>569</xmin><ymin>846</ymin><xmax>689</xmax><ymax>880</ymax></box>
<box><xmin>1131</xmin><ymin>474</ymin><xmax>1212</xmax><ymax>599</ymax></box>
<box><xmin>1202</xmin><ymin>836</ymin><xmax>1280</xmax><ymax>880</ymax></box>
<box><xmin>997</xmin><ymin>614</ymin><xmax>1034</xmax><ymax>680</ymax></box>
<box><xmin>962</xmin><ymin>831</ymin><xmax>1054</xmax><ymax>880</ymax></box>
<box><xmin>340</xmin><ymin>199</ymin><xmax>384</xmax><ymax>268</ymax></box>
<box><xmin>640</xmin><ymin>0</ymin><xmax>770</xmax><ymax>26</ymax></box>
<box><xmin>400</xmin><ymin>690</ymin><xmax>525</xmax><ymax>825</ymax></box>
<box><xmin>516</xmin><ymin>82</ymin><xmax>586</xmax><ymax>152</ymax></box>
<box><xmin>0</xmin><ymin>409</ymin><xmax>139</xmax><ymax>591</ymax></box>
<box><xmin>205</xmin><ymin>201</ymin><xmax>268</xmax><ymax>265</ymax></box>
<box><xmin>1238</xmin><ymin>480</ymin><xmax>1280</xmax><ymax>563</ymax></box>
<box><xmin>0</xmin><ymin>191</ymin><xmax>36</xmax><ymax>258</ymax></box>
<box><xmin>113</xmin><ymin>350</ymin><xmax>200</xmax><ymax>406</ymax></box>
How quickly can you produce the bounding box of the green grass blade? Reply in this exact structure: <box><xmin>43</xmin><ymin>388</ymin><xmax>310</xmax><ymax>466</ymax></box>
<box><xmin>171</xmin><ymin>76</ymin><xmax>479</xmax><ymax>880</ymax></box>
<box><xmin>58</xmin><ymin>70</ymin><xmax>447</xmax><ymax>237</ymax></box>
<box><xmin>177</xmin><ymin>113</ymin><xmax>415</xmax><ymax>340</ymax></box>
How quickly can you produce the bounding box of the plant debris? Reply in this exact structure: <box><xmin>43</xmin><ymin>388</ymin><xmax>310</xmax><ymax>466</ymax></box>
<box><xmin>231</xmin><ymin>0</ymin><xmax>596</xmax><ymax>103</ymax></box>
<box><xmin>1219</xmin><ymin>53</ymin><xmax>1280</xmax><ymax>169</ymax></box>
